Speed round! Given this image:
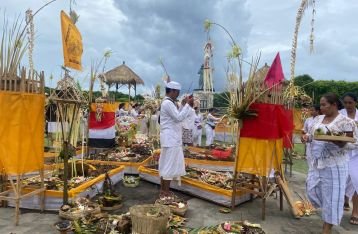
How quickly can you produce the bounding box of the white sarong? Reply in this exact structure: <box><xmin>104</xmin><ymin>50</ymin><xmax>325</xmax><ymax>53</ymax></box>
<box><xmin>205</xmin><ymin>124</ymin><xmax>215</xmax><ymax>146</ymax></box>
<box><xmin>307</xmin><ymin>164</ymin><xmax>348</xmax><ymax>225</ymax></box>
<box><xmin>346</xmin><ymin>155</ymin><xmax>358</xmax><ymax>198</ymax></box>
<box><xmin>193</xmin><ymin>128</ymin><xmax>202</xmax><ymax>146</ymax></box>
<box><xmin>159</xmin><ymin>146</ymin><xmax>186</xmax><ymax>180</ymax></box>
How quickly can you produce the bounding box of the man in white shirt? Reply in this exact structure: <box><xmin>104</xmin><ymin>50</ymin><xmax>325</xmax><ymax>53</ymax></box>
<box><xmin>159</xmin><ymin>81</ymin><xmax>193</xmax><ymax>197</ymax></box>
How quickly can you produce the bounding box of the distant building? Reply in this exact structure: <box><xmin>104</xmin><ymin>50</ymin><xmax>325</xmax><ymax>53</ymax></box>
<box><xmin>193</xmin><ymin>64</ymin><xmax>214</xmax><ymax>110</ymax></box>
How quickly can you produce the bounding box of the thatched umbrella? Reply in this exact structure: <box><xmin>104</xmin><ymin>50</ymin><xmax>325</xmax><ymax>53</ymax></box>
<box><xmin>104</xmin><ymin>61</ymin><xmax>144</xmax><ymax>101</ymax></box>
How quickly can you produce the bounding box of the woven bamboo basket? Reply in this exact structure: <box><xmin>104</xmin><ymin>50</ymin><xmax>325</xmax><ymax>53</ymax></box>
<box><xmin>123</xmin><ymin>176</ymin><xmax>140</xmax><ymax>188</ymax></box>
<box><xmin>155</xmin><ymin>199</ymin><xmax>188</xmax><ymax>216</ymax></box>
<box><xmin>101</xmin><ymin>203</ymin><xmax>123</xmax><ymax>211</ymax></box>
<box><xmin>216</xmin><ymin>221</ymin><xmax>265</xmax><ymax>234</ymax></box>
<box><xmin>123</xmin><ymin>180</ymin><xmax>140</xmax><ymax>187</ymax></box>
<box><xmin>217</xmin><ymin>222</ymin><xmax>241</xmax><ymax>234</ymax></box>
<box><xmin>59</xmin><ymin>203</ymin><xmax>101</xmax><ymax>221</ymax></box>
<box><xmin>130</xmin><ymin>204</ymin><xmax>171</xmax><ymax>234</ymax></box>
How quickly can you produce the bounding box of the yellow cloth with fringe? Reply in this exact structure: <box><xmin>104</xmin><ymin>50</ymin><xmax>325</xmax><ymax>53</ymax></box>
<box><xmin>237</xmin><ymin>137</ymin><xmax>283</xmax><ymax>176</ymax></box>
<box><xmin>0</xmin><ymin>92</ymin><xmax>44</xmax><ymax>174</ymax></box>
<box><xmin>61</xmin><ymin>10</ymin><xmax>83</xmax><ymax>71</ymax></box>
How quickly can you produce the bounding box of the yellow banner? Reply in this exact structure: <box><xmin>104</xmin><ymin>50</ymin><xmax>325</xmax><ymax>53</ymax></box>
<box><xmin>0</xmin><ymin>92</ymin><xmax>44</xmax><ymax>174</ymax></box>
<box><xmin>237</xmin><ymin>137</ymin><xmax>283</xmax><ymax>177</ymax></box>
<box><xmin>90</xmin><ymin>103</ymin><xmax>118</xmax><ymax>113</ymax></box>
<box><xmin>293</xmin><ymin>108</ymin><xmax>303</xmax><ymax>133</ymax></box>
<box><xmin>61</xmin><ymin>10</ymin><xmax>83</xmax><ymax>70</ymax></box>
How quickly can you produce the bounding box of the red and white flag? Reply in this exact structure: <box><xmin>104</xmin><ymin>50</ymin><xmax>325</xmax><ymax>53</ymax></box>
<box><xmin>88</xmin><ymin>103</ymin><xmax>116</xmax><ymax>148</ymax></box>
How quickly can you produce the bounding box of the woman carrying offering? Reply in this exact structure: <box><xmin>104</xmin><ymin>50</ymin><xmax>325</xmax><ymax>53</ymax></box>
<box><xmin>302</xmin><ymin>93</ymin><xmax>358</xmax><ymax>234</ymax></box>
<box><xmin>340</xmin><ymin>92</ymin><xmax>358</xmax><ymax>225</ymax></box>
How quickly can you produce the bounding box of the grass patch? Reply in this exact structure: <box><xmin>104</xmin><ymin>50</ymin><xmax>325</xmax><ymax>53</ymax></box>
<box><xmin>294</xmin><ymin>143</ymin><xmax>305</xmax><ymax>156</ymax></box>
<box><xmin>292</xmin><ymin>158</ymin><xmax>308</xmax><ymax>174</ymax></box>
<box><xmin>292</xmin><ymin>143</ymin><xmax>308</xmax><ymax>174</ymax></box>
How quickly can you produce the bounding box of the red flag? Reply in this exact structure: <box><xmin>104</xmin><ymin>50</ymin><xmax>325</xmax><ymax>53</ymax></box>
<box><xmin>264</xmin><ymin>52</ymin><xmax>284</xmax><ymax>88</ymax></box>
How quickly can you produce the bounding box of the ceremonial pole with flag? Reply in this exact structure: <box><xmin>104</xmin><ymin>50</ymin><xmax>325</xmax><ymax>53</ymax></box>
<box><xmin>60</xmin><ymin>10</ymin><xmax>83</xmax><ymax>71</ymax></box>
<box><xmin>57</xmin><ymin>10</ymin><xmax>84</xmax><ymax>204</ymax></box>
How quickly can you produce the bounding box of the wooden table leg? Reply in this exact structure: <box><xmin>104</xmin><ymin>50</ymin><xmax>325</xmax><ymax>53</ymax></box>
<box><xmin>280</xmin><ymin>188</ymin><xmax>283</xmax><ymax>211</ymax></box>
<box><xmin>262</xmin><ymin>176</ymin><xmax>267</xmax><ymax>220</ymax></box>
<box><xmin>262</xmin><ymin>198</ymin><xmax>266</xmax><ymax>220</ymax></box>
<box><xmin>15</xmin><ymin>175</ymin><xmax>20</xmax><ymax>226</ymax></box>
<box><xmin>40</xmin><ymin>169</ymin><xmax>45</xmax><ymax>212</ymax></box>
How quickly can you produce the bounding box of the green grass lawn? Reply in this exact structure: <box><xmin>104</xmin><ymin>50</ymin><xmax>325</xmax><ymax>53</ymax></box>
<box><xmin>292</xmin><ymin>158</ymin><xmax>308</xmax><ymax>174</ymax></box>
<box><xmin>294</xmin><ymin>143</ymin><xmax>305</xmax><ymax>156</ymax></box>
<box><xmin>292</xmin><ymin>143</ymin><xmax>308</xmax><ymax>174</ymax></box>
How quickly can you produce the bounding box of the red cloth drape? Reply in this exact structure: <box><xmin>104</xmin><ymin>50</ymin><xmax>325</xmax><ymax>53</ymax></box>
<box><xmin>240</xmin><ymin>103</ymin><xmax>293</xmax><ymax>140</ymax></box>
<box><xmin>89</xmin><ymin>112</ymin><xmax>115</xmax><ymax>129</ymax></box>
<box><xmin>282</xmin><ymin>109</ymin><xmax>294</xmax><ymax>148</ymax></box>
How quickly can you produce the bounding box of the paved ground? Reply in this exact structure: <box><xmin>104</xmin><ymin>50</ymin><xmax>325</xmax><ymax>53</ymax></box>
<box><xmin>0</xmin><ymin>172</ymin><xmax>358</xmax><ymax>233</ymax></box>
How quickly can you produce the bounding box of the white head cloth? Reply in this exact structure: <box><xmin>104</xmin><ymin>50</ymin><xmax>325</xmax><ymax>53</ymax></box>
<box><xmin>166</xmin><ymin>81</ymin><xmax>181</xmax><ymax>90</ymax></box>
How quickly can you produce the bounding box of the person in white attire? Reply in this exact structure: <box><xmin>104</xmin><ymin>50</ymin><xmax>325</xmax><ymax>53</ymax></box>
<box><xmin>205</xmin><ymin>108</ymin><xmax>220</xmax><ymax>147</ymax></box>
<box><xmin>129</xmin><ymin>103</ymin><xmax>139</xmax><ymax>118</ymax></box>
<box><xmin>301</xmin><ymin>93</ymin><xmax>358</xmax><ymax>234</ymax></box>
<box><xmin>159</xmin><ymin>81</ymin><xmax>193</xmax><ymax>197</ymax></box>
<box><xmin>193</xmin><ymin>106</ymin><xmax>203</xmax><ymax>146</ymax></box>
<box><xmin>340</xmin><ymin>92</ymin><xmax>358</xmax><ymax>225</ymax></box>
<box><xmin>302</xmin><ymin>104</ymin><xmax>321</xmax><ymax>169</ymax></box>
<box><xmin>116</xmin><ymin>103</ymin><xmax>128</xmax><ymax>118</ymax></box>
<box><xmin>181</xmin><ymin>95</ymin><xmax>196</xmax><ymax>146</ymax></box>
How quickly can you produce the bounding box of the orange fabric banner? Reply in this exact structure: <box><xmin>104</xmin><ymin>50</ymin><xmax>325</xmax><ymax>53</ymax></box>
<box><xmin>237</xmin><ymin>137</ymin><xmax>283</xmax><ymax>176</ymax></box>
<box><xmin>0</xmin><ymin>92</ymin><xmax>44</xmax><ymax>174</ymax></box>
<box><xmin>61</xmin><ymin>10</ymin><xmax>83</xmax><ymax>70</ymax></box>
<box><xmin>90</xmin><ymin>103</ymin><xmax>117</xmax><ymax>113</ymax></box>
<box><xmin>293</xmin><ymin>108</ymin><xmax>303</xmax><ymax>133</ymax></box>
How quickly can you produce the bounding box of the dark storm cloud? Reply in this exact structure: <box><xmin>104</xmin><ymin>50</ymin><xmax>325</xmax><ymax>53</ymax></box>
<box><xmin>2</xmin><ymin>0</ymin><xmax>357</xmax><ymax>94</ymax></box>
<box><xmin>110</xmin><ymin>0</ymin><xmax>251</xmax><ymax>92</ymax></box>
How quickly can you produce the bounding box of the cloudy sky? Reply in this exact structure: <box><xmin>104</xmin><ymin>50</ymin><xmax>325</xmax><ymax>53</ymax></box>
<box><xmin>2</xmin><ymin>0</ymin><xmax>358</xmax><ymax>94</ymax></box>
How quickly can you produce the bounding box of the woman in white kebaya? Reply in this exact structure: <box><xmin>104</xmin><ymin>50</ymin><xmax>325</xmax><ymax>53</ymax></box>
<box><xmin>340</xmin><ymin>92</ymin><xmax>358</xmax><ymax>225</ymax></box>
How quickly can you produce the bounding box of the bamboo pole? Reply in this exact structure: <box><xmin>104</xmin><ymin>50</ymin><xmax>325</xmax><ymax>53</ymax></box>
<box><xmin>20</xmin><ymin>68</ymin><xmax>25</xmax><ymax>92</ymax></box>
<box><xmin>230</xmin><ymin>122</ymin><xmax>241</xmax><ymax>209</ymax></box>
<box><xmin>15</xmin><ymin>175</ymin><xmax>20</xmax><ymax>226</ymax></box>
<box><xmin>262</xmin><ymin>176</ymin><xmax>267</xmax><ymax>220</ymax></box>
<box><xmin>39</xmin><ymin>169</ymin><xmax>45</xmax><ymax>212</ymax></box>
<box><xmin>81</xmin><ymin>115</ymin><xmax>85</xmax><ymax>177</ymax></box>
<box><xmin>4</xmin><ymin>73</ymin><xmax>7</xmax><ymax>91</ymax></box>
<box><xmin>275</xmin><ymin>172</ymin><xmax>300</xmax><ymax>218</ymax></box>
